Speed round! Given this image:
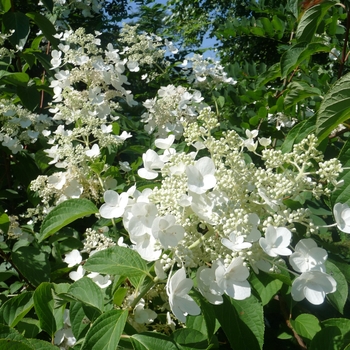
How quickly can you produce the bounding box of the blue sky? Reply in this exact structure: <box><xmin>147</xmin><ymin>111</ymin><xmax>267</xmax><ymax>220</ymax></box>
<box><xmin>126</xmin><ymin>0</ymin><xmax>219</xmax><ymax>59</ymax></box>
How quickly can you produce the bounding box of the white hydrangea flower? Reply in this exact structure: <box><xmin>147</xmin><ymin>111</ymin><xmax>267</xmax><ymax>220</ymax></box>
<box><xmin>197</xmin><ymin>262</ymin><xmax>223</xmax><ymax>305</ymax></box>
<box><xmin>151</xmin><ymin>214</ymin><xmax>185</xmax><ymax>248</ymax></box>
<box><xmin>291</xmin><ymin>271</ymin><xmax>336</xmax><ymax>305</ymax></box>
<box><xmin>289</xmin><ymin>239</ymin><xmax>327</xmax><ymax>273</ymax></box>
<box><xmin>64</xmin><ymin>249</ymin><xmax>82</xmax><ymax>267</ymax></box>
<box><xmin>138</xmin><ymin>149</ymin><xmax>164</xmax><ymax>180</ymax></box>
<box><xmin>259</xmin><ymin>226</ymin><xmax>292</xmax><ymax>257</ymax></box>
<box><xmin>167</xmin><ymin>267</ymin><xmax>200</xmax><ymax>323</ymax></box>
<box><xmin>333</xmin><ymin>203</ymin><xmax>350</xmax><ymax>233</ymax></box>
<box><xmin>215</xmin><ymin>258</ymin><xmax>251</xmax><ymax>300</ymax></box>
<box><xmin>186</xmin><ymin>156</ymin><xmax>216</xmax><ymax>194</ymax></box>
<box><xmin>99</xmin><ymin>190</ymin><xmax>129</xmax><ymax>219</ymax></box>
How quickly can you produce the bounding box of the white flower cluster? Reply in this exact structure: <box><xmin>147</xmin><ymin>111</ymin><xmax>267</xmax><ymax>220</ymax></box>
<box><xmin>182</xmin><ymin>54</ymin><xmax>237</xmax><ymax>88</ymax></box>
<box><xmin>0</xmin><ymin>100</ymin><xmax>53</xmax><ymax>154</ymax></box>
<box><xmin>99</xmin><ymin>107</ymin><xmax>342</xmax><ymax>322</ymax></box>
<box><xmin>29</xmin><ymin>27</ymin><xmax>137</xmax><ymax>210</ymax></box>
<box><xmin>141</xmin><ymin>84</ymin><xmax>205</xmax><ymax>138</ymax></box>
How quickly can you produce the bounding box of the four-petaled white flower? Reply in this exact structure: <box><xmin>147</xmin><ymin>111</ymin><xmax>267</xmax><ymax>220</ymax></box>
<box><xmin>151</xmin><ymin>214</ymin><xmax>185</xmax><ymax>248</ymax></box>
<box><xmin>291</xmin><ymin>270</ymin><xmax>336</xmax><ymax>305</ymax></box>
<box><xmin>138</xmin><ymin>149</ymin><xmax>164</xmax><ymax>179</ymax></box>
<box><xmin>99</xmin><ymin>190</ymin><xmax>129</xmax><ymax>219</ymax></box>
<box><xmin>197</xmin><ymin>262</ymin><xmax>223</xmax><ymax>305</ymax></box>
<box><xmin>186</xmin><ymin>157</ymin><xmax>216</xmax><ymax>194</ymax></box>
<box><xmin>221</xmin><ymin>232</ymin><xmax>252</xmax><ymax>252</ymax></box>
<box><xmin>333</xmin><ymin>203</ymin><xmax>350</xmax><ymax>233</ymax></box>
<box><xmin>167</xmin><ymin>267</ymin><xmax>200</xmax><ymax>323</ymax></box>
<box><xmin>259</xmin><ymin>226</ymin><xmax>292</xmax><ymax>257</ymax></box>
<box><xmin>64</xmin><ymin>249</ymin><xmax>82</xmax><ymax>267</ymax></box>
<box><xmin>215</xmin><ymin>258</ymin><xmax>251</xmax><ymax>300</ymax></box>
<box><xmin>289</xmin><ymin>239</ymin><xmax>327</xmax><ymax>273</ymax></box>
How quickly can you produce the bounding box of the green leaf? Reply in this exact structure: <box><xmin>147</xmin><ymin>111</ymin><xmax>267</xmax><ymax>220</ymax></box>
<box><xmin>249</xmin><ymin>270</ymin><xmax>283</xmax><ymax>306</ymax></box>
<box><xmin>130</xmin><ymin>332</ymin><xmax>179</xmax><ymax>350</ymax></box>
<box><xmin>70</xmin><ymin>301</ymin><xmax>90</xmax><ymax>340</ymax></box>
<box><xmin>41</xmin><ymin>0</ymin><xmax>54</xmax><ymax>12</ymax></box>
<box><xmin>0</xmin><ymin>212</ymin><xmax>10</xmax><ymax>235</ymax></box>
<box><xmin>39</xmin><ymin>199</ymin><xmax>98</xmax><ymax>242</ymax></box>
<box><xmin>16</xmin><ymin>85</ymin><xmax>40</xmax><ymax>111</ymax></box>
<box><xmin>322</xmin><ymin>318</ymin><xmax>350</xmax><ymax>335</ymax></box>
<box><xmin>16</xmin><ymin>318</ymin><xmax>41</xmax><ymax>338</ymax></box>
<box><xmin>26</xmin><ymin>12</ymin><xmax>59</xmax><ymax>47</ymax></box>
<box><xmin>0</xmin><ymin>292</ymin><xmax>34</xmax><ymax>327</ymax></box>
<box><xmin>214</xmin><ymin>295</ymin><xmax>264</xmax><ymax>350</ymax></box>
<box><xmin>296</xmin><ymin>1</ymin><xmax>337</xmax><ymax>43</ymax></box>
<box><xmin>331</xmin><ymin>139</ymin><xmax>350</xmax><ymax>206</ymax></box>
<box><xmin>309</xmin><ymin>324</ymin><xmax>349</xmax><ymax>350</ymax></box>
<box><xmin>0</xmin><ymin>0</ymin><xmax>11</xmax><ymax>14</ymax></box>
<box><xmin>81</xmin><ymin>309</ymin><xmax>128</xmax><ymax>350</ymax></box>
<box><xmin>284</xmin><ymin>81</ymin><xmax>321</xmax><ymax>109</ymax></box>
<box><xmin>0</xmin><ymin>340</ymin><xmax>34</xmax><ymax>350</ymax></box>
<box><xmin>26</xmin><ymin>339</ymin><xmax>58</xmax><ymax>350</ymax></box>
<box><xmin>66</xmin><ymin>277</ymin><xmax>104</xmax><ymax>313</ymax></box>
<box><xmin>12</xmin><ymin>246</ymin><xmax>50</xmax><ymax>287</ymax></box>
<box><xmin>172</xmin><ymin>328</ymin><xmax>208</xmax><ymax>349</ymax></box>
<box><xmin>290</xmin><ymin>314</ymin><xmax>321</xmax><ymax>340</ymax></box>
<box><xmin>272</xmin><ymin>15</ymin><xmax>285</xmax><ymax>39</ymax></box>
<box><xmin>84</xmin><ymin>246</ymin><xmax>150</xmax><ymax>279</ymax></box>
<box><xmin>33</xmin><ymin>282</ymin><xmax>64</xmax><ymax>337</ymax></box>
<box><xmin>325</xmin><ymin>261</ymin><xmax>348</xmax><ymax>314</ymax></box>
<box><xmin>2</xmin><ymin>12</ymin><xmax>30</xmax><ymax>48</ymax></box>
<box><xmin>281</xmin><ymin>42</ymin><xmax>307</xmax><ymax>79</ymax></box>
<box><xmin>316</xmin><ymin>72</ymin><xmax>350</xmax><ymax>142</ymax></box>
<box><xmin>0</xmin><ymin>323</ymin><xmax>32</xmax><ymax>344</ymax></box>
<box><xmin>281</xmin><ymin>115</ymin><xmax>317</xmax><ymax>153</ymax></box>
<box><xmin>0</xmin><ymin>72</ymin><xmax>30</xmax><ymax>87</ymax></box>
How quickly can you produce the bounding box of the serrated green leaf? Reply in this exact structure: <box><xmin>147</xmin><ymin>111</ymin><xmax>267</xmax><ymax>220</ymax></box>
<box><xmin>16</xmin><ymin>318</ymin><xmax>41</xmax><ymax>338</ymax></box>
<box><xmin>33</xmin><ymin>282</ymin><xmax>64</xmax><ymax>337</ymax></box>
<box><xmin>0</xmin><ymin>292</ymin><xmax>34</xmax><ymax>327</ymax></box>
<box><xmin>70</xmin><ymin>301</ymin><xmax>90</xmax><ymax>340</ymax></box>
<box><xmin>2</xmin><ymin>12</ymin><xmax>30</xmax><ymax>48</ymax></box>
<box><xmin>290</xmin><ymin>314</ymin><xmax>321</xmax><ymax>340</ymax></box>
<box><xmin>26</xmin><ymin>338</ymin><xmax>58</xmax><ymax>350</ymax></box>
<box><xmin>284</xmin><ymin>81</ymin><xmax>321</xmax><ymax>108</ymax></box>
<box><xmin>39</xmin><ymin>199</ymin><xmax>98</xmax><ymax>242</ymax></box>
<box><xmin>131</xmin><ymin>332</ymin><xmax>179</xmax><ymax>350</ymax></box>
<box><xmin>66</xmin><ymin>277</ymin><xmax>104</xmax><ymax>313</ymax></box>
<box><xmin>0</xmin><ymin>324</ymin><xmax>31</xmax><ymax>344</ymax></box>
<box><xmin>325</xmin><ymin>261</ymin><xmax>348</xmax><ymax>314</ymax></box>
<box><xmin>84</xmin><ymin>246</ymin><xmax>150</xmax><ymax>279</ymax></box>
<box><xmin>296</xmin><ymin>1</ymin><xmax>337</xmax><ymax>43</ymax></box>
<box><xmin>316</xmin><ymin>72</ymin><xmax>350</xmax><ymax>142</ymax></box>
<box><xmin>12</xmin><ymin>246</ymin><xmax>50</xmax><ymax>287</ymax></box>
<box><xmin>281</xmin><ymin>42</ymin><xmax>307</xmax><ymax>79</ymax></box>
<box><xmin>81</xmin><ymin>309</ymin><xmax>128</xmax><ymax>350</ymax></box>
<box><xmin>214</xmin><ymin>294</ymin><xmax>264</xmax><ymax>350</ymax></box>
<box><xmin>0</xmin><ymin>340</ymin><xmax>34</xmax><ymax>350</ymax></box>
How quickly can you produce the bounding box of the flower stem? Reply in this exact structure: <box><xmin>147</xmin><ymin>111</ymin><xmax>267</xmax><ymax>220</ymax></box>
<box><xmin>130</xmin><ymin>278</ymin><xmax>157</xmax><ymax>308</ymax></box>
<box><xmin>188</xmin><ymin>227</ymin><xmax>214</xmax><ymax>250</ymax></box>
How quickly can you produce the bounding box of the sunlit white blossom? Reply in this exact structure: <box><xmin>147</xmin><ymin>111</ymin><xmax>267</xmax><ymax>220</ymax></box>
<box><xmin>167</xmin><ymin>267</ymin><xmax>200</xmax><ymax>323</ymax></box>
<box><xmin>333</xmin><ymin>202</ymin><xmax>350</xmax><ymax>233</ymax></box>
<box><xmin>259</xmin><ymin>226</ymin><xmax>292</xmax><ymax>257</ymax></box>
<box><xmin>291</xmin><ymin>271</ymin><xmax>336</xmax><ymax>305</ymax></box>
